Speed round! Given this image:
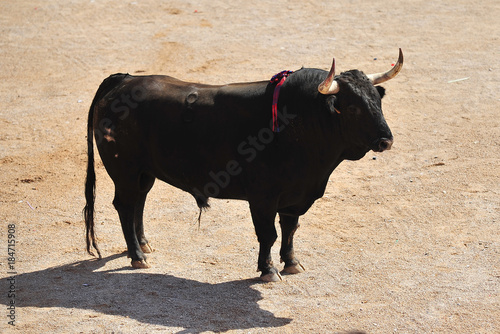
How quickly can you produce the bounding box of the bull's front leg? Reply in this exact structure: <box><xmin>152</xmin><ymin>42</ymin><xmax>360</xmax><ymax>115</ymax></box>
<box><xmin>279</xmin><ymin>214</ymin><xmax>305</xmax><ymax>274</ymax></box>
<box><xmin>249</xmin><ymin>203</ymin><xmax>281</xmax><ymax>282</ymax></box>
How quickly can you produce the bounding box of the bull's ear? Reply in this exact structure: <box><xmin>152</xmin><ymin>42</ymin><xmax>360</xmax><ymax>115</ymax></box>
<box><xmin>325</xmin><ymin>95</ymin><xmax>338</xmax><ymax>114</ymax></box>
<box><xmin>376</xmin><ymin>86</ymin><xmax>386</xmax><ymax>99</ymax></box>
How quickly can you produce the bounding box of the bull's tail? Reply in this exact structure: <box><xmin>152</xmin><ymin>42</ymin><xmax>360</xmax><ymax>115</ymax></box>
<box><xmin>84</xmin><ymin>73</ymin><xmax>129</xmax><ymax>258</ymax></box>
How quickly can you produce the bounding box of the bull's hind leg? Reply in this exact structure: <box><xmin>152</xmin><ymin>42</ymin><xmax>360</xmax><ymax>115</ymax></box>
<box><xmin>114</xmin><ymin>190</ymin><xmax>149</xmax><ymax>268</ymax></box>
<box><xmin>279</xmin><ymin>214</ymin><xmax>305</xmax><ymax>274</ymax></box>
<box><xmin>113</xmin><ymin>173</ymin><xmax>154</xmax><ymax>269</ymax></box>
<box><xmin>134</xmin><ymin>173</ymin><xmax>155</xmax><ymax>254</ymax></box>
<box><xmin>134</xmin><ymin>193</ymin><xmax>153</xmax><ymax>254</ymax></box>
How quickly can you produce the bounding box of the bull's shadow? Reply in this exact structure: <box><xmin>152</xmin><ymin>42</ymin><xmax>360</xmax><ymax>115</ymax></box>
<box><xmin>9</xmin><ymin>254</ymin><xmax>291</xmax><ymax>333</ymax></box>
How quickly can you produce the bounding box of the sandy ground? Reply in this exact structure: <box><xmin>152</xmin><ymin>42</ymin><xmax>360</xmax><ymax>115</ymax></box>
<box><xmin>1</xmin><ymin>0</ymin><xmax>499</xmax><ymax>333</ymax></box>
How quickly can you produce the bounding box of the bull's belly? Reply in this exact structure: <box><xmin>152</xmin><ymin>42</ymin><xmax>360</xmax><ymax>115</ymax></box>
<box><xmin>150</xmin><ymin>158</ymin><xmax>249</xmax><ymax>201</ymax></box>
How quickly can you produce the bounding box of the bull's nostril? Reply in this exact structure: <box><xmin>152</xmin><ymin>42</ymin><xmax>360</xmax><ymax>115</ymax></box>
<box><xmin>379</xmin><ymin>138</ymin><xmax>393</xmax><ymax>151</ymax></box>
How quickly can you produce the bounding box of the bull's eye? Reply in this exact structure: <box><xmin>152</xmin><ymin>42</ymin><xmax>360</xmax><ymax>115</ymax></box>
<box><xmin>347</xmin><ymin>105</ymin><xmax>361</xmax><ymax>115</ymax></box>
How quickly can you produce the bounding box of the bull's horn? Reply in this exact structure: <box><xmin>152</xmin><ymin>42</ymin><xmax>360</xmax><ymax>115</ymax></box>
<box><xmin>318</xmin><ymin>58</ymin><xmax>339</xmax><ymax>95</ymax></box>
<box><xmin>367</xmin><ymin>48</ymin><xmax>404</xmax><ymax>85</ymax></box>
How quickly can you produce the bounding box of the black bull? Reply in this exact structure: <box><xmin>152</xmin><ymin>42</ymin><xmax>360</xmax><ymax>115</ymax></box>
<box><xmin>84</xmin><ymin>50</ymin><xmax>403</xmax><ymax>281</ymax></box>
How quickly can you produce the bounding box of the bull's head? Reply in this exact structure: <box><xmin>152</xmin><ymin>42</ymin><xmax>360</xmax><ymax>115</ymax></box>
<box><xmin>318</xmin><ymin>49</ymin><xmax>403</xmax><ymax>155</ymax></box>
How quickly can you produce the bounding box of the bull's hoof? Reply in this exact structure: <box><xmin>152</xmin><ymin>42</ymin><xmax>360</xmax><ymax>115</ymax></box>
<box><xmin>260</xmin><ymin>272</ymin><xmax>282</xmax><ymax>282</ymax></box>
<box><xmin>131</xmin><ymin>259</ymin><xmax>151</xmax><ymax>269</ymax></box>
<box><xmin>140</xmin><ymin>243</ymin><xmax>154</xmax><ymax>253</ymax></box>
<box><xmin>282</xmin><ymin>263</ymin><xmax>305</xmax><ymax>274</ymax></box>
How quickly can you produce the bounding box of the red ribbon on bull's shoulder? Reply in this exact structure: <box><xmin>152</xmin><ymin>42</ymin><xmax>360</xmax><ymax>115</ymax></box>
<box><xmin>270</xmin><ymin>70</ymin><xmax>293</xmax><ymax>132</ymax></box>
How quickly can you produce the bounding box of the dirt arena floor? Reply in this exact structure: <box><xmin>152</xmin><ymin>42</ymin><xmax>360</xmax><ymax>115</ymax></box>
<box><xmin>1</xmin><ymin>0</ymin><xmax>499</xmax><ymax>333</ymax></box>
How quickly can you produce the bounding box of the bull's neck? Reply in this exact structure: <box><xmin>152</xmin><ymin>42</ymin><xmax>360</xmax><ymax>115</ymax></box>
<box><xmin>281</xmin><ymin>103</ymin><xmax>344</xmax><ymax>176</ymax></box>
